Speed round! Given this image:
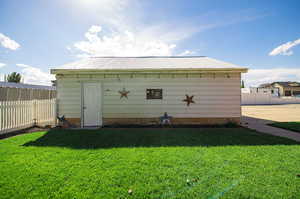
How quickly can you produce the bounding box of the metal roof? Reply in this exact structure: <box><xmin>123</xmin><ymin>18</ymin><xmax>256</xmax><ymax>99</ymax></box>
<box><xmin>51</xmin><ymin>56</ymin><xmax>248</xmax><ymax>74</ymax></box>
<box><xmin>0</xmin><ymin>82</ymin><xmax>56</xmax><ymax>90</ymax></box>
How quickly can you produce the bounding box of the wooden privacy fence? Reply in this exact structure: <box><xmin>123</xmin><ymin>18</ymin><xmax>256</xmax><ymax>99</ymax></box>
<box><xmin>0</xmin><ymin>87</ymin><xmax>56</xmax><ymax>134</ymax></box>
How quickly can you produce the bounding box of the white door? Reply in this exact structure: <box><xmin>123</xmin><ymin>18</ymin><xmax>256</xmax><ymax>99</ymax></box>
<box><xmin>83</xmin><ymin>82</ymin><xmax>102</xmax><ymax>127</ymax></box>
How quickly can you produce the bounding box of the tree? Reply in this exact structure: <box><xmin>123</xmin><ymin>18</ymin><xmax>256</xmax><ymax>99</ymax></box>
<box><xmin>6</xmin><ymin>72</ymin><xmax>22</xmax><ymax>83</ymax></box>
<box><xmin>241</xmin><ymin>80</ymin><xmax>245</xmax><ymax>88</ymax></box>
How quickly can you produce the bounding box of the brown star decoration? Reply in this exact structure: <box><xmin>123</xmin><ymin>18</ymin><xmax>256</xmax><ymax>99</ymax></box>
<box><xmin>183</xmin><ymin>95</ymin><xmax>195</xmax><ymax>106</ymax></box>
<box><xmin>119</xmin><ymin>88</ymin><xmax>130</xmax><ymax>99</ymax></box>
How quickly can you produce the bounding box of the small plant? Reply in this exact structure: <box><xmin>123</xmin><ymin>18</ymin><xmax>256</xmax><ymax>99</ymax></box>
<box><xmin>224</xmin><ymin>121</ymin><xmax>239</xmax><ymax>128</ymax></box>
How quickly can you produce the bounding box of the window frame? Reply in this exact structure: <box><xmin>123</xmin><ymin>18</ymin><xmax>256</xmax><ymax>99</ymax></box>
<box><xmin>146</xmin><ymin>89</ymin><xmax>163</xmax><ymax>100</ymax></box>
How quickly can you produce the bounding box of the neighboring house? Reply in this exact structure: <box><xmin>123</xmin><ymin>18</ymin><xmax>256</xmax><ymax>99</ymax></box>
<box><xmin>260</xmin><ymin>82</ymin><xmax>300</xmax><ymax>97</ymax></box>
<box><xmin>0</xmin><ymin>81</ymin><xmax>55</xmax><ymax>90</ymax></box>
<box><xmin>51</xmin><ymin>56</ymin><xmax>248</xmax><ymax>127</ymax></box>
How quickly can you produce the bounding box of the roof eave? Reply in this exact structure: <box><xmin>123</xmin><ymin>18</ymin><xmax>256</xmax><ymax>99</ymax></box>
<box><xmin>51</xmin><ymin>68</ymin><xmax>248</xmax><ymax>75</ymax></box>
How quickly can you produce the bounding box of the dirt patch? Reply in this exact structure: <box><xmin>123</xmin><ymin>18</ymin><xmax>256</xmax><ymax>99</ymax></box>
<box><xmin>242</xmin><ymin>104</ymin><xmax>300</xmax><ymax>122</ymax></box>
<box><xmin>103</xmin><ymin>122</ymin><xmax>239</xmax><ymax>128</ymax></box>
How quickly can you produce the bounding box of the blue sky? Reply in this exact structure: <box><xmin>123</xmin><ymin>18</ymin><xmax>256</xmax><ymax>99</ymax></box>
<box><xmin>0</xmin><ymin>0</ymin><xmax>300</xmax><ymax>86</ymax></box>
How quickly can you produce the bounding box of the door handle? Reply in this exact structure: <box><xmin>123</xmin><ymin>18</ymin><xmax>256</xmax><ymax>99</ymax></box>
<box><xmin>83</xmin><ymin>106</ymin><xmax>87</xmax><ymax>110</ymax></box>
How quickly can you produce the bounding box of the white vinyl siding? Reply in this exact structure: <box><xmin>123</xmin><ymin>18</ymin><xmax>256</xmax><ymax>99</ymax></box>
<box><xmin>56</xmin><ymin>81</ymin><xmax>81</xmax><ymax>118</ymax></box>
<box><xmin>56</xmin><ymin>73</ymin><xmax>241</xmax><ymax>119</ymax></box>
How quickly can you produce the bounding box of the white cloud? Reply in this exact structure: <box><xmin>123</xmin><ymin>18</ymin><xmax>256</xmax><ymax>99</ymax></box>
<box><xmin>243</xmin><ymin>68</ymin><xmax>300</xmax><ymax>87</ymax></box>
<box><xmin>67</xmin><ymin>1</ymin><xmax>266</xmax><ymax>57</ymax></box>
<box><xmin>0</xmin><ymin>74</ymin><xmax>4</xmax><ymax>81</ymax></box>
<box><xmin>178</xmin><ymin>50</ymin><xmax>196</xmax><ymax>56</ymax></box>
<box><xmin>0</xmin><ymin>63</ymin><xmax>6</xmax><ymax>68</ymax></box>
<box><xmin>16</xmin><ymin>64</ymin><xmax>54</xmax><ymax>86</ymax></box>
<box><xmin>88</xmin><ymin>25</ymin><xmax>102</xmax><ymax>34</ymax></box>
<box><xmin>0</xmin><ymin>33</ymin><xmax>20</xmax><ymax>50</ymax></box>
<box><xmin>269</xmin><ymin>38</ymin><xmax>300</xmax><ymax>56</ymax></box>
<box><xmin>72</xmin><ymin>25</ymin><xmax>177</xmax><ymax>56</ymax></box>
<box><xmin>66</xmin><ymin>0</ymin><xmax>207</xmax><ymax>57</ymax></box>
<box><xmin>0</xmin><ymin>63</ymin><xmax>6</xmax><ymax>81</ymax></box>
<box><xmin>63</xmin><ymin>0</ymin><xmax>133</xmax><ymax>30</ymax></box>
<box><xmin>74</xmin><ymin>0</ymin><xmax>128</xmax><ymax>11</ymax></box>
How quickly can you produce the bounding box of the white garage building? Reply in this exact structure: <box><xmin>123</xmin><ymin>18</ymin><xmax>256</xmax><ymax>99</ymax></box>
<box><xmin>51</xmin><ymin>56</ymin><xmax>247</xmax><ymax>127</ymax></box>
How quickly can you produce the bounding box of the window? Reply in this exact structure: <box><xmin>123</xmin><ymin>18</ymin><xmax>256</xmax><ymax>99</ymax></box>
<box><xmin>293</xmin><ymin>91</ymin><xmax>300</xmax><ymax>96</ymax></box>
<box><xmin>285</xmin><ymin>90</ymin><xmax>292</xmax><ymax>96</ymax></box>
<box><xmin>146</xmin><ymin>89</ymin><xmax>162</xmax><ymax>99</ymax></box>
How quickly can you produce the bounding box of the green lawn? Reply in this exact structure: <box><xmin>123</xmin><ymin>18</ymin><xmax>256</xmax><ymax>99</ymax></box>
<box><xmin>0</xmin><ymin>128</ymin><xmax>300</xmax><ymax>199</ymax></box>
<box><xmin>270</xmin><ymin>122</ymin><xmax>300</xmax><ymax>133</ymax></box>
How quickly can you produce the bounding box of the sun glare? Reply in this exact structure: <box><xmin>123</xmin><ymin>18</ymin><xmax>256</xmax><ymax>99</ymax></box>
<box><xmin>77</xmin><ymin>0</ymin><xmax>112</xmax><ymax>8</ymax></box>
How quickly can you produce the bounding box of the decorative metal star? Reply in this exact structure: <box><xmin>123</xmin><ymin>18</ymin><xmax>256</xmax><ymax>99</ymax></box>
<box><xmin>183</xmin><ymin>95</ymin><xmax>195</xmax><ymax>106</ymax></box>
<box><xmin>160</xmin><ymin>112</ymin><xmax>172</xmax><ymax>125</ymax></box>
<box><xmin>119</xmin><ymin>88</ymin><xmax>130</xmax><ymax>99</ymax></box>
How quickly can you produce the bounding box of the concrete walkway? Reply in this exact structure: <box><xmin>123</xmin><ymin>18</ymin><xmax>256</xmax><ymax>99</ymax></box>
<box><xmin>242</xmin><ymin>116</ymin><xmax>300</xmax><ymax>142</ymax></box>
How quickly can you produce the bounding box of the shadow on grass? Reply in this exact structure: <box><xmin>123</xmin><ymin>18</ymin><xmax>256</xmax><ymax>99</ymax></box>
<box><xmin>269</xmin><ymin>122</ymin><xmax>300</xmax><ymax>133</ymax></box>
<box><xmin>23</xmin><ymin>127</ymin><xmax>299</xmax><ymax>149</ymax></box>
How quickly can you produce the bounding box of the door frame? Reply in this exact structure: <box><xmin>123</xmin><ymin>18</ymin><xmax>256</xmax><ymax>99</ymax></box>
<box><xmin>80</xmin><ymin>81</ymin><xmax>103</xmax><ymax>128</ymax></box>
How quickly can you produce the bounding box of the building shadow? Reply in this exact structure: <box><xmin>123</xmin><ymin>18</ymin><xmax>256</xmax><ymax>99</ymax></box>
<box><xmin>241</xmin><ymin>116</ymin><xmax>275</xmax><ymax>125</ymax></box>
<box><xmin>23</xmin><ymin>127</ymin><xmax>298</xmax><ymax>149</ymax></box>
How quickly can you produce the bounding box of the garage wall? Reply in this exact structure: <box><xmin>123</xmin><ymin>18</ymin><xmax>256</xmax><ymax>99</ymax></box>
<box><xmin>56</xmin><ymin>72</ymin><xmax>241</xmax><ymax>123</ymax></box>
<box><xmin>56</xmin><ymin>80</ymin><xmax>81</xmax><ymax>118</ymax></box>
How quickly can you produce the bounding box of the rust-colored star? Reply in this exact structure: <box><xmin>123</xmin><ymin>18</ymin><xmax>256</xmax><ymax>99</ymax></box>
<box><xmin>183</xmin><ymin>95</ymin><xmax>195</xmax><ymax>106</ymax></box>
<box><xmin>119</xmin><ymin>88</ymin><xmax>130</xmax><ymax>99</ymax></box>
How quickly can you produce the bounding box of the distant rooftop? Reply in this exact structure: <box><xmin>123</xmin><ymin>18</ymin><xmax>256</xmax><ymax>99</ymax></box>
<box><xmin>52</xmin><ymin>56</ymin><xmax>247</xmax><ymax>73</ymax></box>
<box><xmin>272</xmin><ymin>81</ymin><xmax>300</xmax><ymax>87</ymax></box>
<box><xmin>260</xmin><ymin>81</ymin><xmax>300</xmax><ymax>88</ymax></box>
<box><xmin>0</xmin><ymin>82</ymin><xmax>55</xmax><ymax>90</ymax></box>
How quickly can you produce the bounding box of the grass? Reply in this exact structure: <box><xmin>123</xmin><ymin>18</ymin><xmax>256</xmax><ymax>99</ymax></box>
<box><xmin>269</xmin><ymin>122</ymin><xmax>300</xmax><ymax>133</ymax></box>
<box><xmin>0</xmin><ymin>128</ymin><xmax>300</xmax><ymax>199</ymax></box>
